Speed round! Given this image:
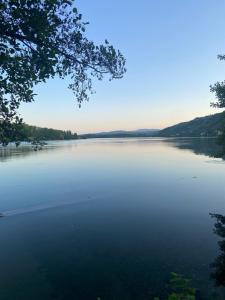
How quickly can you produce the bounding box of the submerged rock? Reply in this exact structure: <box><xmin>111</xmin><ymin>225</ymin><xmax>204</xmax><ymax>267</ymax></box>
<box><xmin>0</xmin><ymin>213</ymin><xmax>4</xmax><ymax>217</ymax></box>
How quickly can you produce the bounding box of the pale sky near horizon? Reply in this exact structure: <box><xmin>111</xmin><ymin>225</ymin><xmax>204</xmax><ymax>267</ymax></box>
<box><xmin>19</xmin><ymin>0</ymin><xmax>225</xmax><ymax>134</ymax></box>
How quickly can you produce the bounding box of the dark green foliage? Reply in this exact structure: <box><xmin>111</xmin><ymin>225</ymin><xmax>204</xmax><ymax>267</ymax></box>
<box><xmin>210</xmin><ymin>213</ymin><xmax>225</xmax><ymax>287</ymax></box>
<box><xmin>156</xmin><ymin>273</ymin><xmax>196</xmax><ymax>300</ymax></box>
<box><xmin>210</xmin><ymin>55</ymin><xmax>225</xmax><ymax>142</ymax></box>
<box><xmin>166</xmin><ymin>273</ymin><xmax>196</xmax><ymax>300</ymax></box>
<box><xmin>0</xmin><ymin>116</ymin><xmax>25</xmax><ymax>146</ymax></box>
<box><xmin>159</xmin><ymin>112</ymin><xmax>225</xmax><ymax>137</ymax></box>
<box><xmin>0</xmin><ymin>123</ymin><xmax>78</xmax><ymax>144</ymax></box>
<box><xmin>0</xmin><ymin>0</ymin><xmax>126</xmax><ymax>145</ymax></box>
<box><xmin>210</xmin><ymin>55</ymin><xmax>225</xmax><ymax>108</ymax></box>
<box><xmin>21</xmin><ymin>124</ymin><xmax>78</xmax><ymax>142</ymax></box>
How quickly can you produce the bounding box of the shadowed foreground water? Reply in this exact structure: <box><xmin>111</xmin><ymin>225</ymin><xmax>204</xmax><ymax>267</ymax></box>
<box><xmin>0</xmin><ymin>138</ymin><xmax>225</xmax><ymax>300</ymax></box>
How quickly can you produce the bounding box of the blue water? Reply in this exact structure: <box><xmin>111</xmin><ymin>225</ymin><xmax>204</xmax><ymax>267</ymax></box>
<box><xmin>0</xmin><ymin>138</ymin><xmax>224</xmax><ymax>299</ymax></box>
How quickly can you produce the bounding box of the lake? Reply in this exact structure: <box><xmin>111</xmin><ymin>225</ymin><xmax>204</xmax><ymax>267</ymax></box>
<box><xmin>0</xmin><ymin>138</ymin><xmax>225</xmax><ymax>300</ymax></box>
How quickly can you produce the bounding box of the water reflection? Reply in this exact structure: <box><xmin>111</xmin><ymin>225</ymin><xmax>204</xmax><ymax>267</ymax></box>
<box><xmin>1</xmin><ymin>138</ymin><xmax>225</xmax><ymax>163</ymax></box>
<box><xmin>0</xmin><ymin>143</ymin><xmax>55</xmax><ymax>162</ymax></box>
<box><xmin>210</xmin><ymin>214</ymin><xmax>225</xmax><ymax>288</ymax></box>
<box><xmin>165</xmin><ymin>138</ymin><xmax>225</xmax><ymax>160</ymax></box>
<box><xmin>0</xmin><ymin>141</ymin><xmax>77</xmax><ymax>162</ymax></box>
<box><xmin>0</xmin><ymin>138</ymin><xmax>225</xmax><ymax>299</ymax></box>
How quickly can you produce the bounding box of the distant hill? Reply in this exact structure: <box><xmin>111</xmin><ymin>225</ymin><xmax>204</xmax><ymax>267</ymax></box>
<box><xmin>159</xmin><ymin>112</ymin><xmax>225</xmax><ymax>137</ymax></box>
<box><xmin>7</xmin><ymin>112</ymin><xmax>225</xmax><ymax>143</ymax></box>
<box><xmin>26</xmin><ymin>112</ymin><xmax>225</xmax><ymax>141</ymax></box>
<box><xmin>80</xmin><ymin>129</ymin><xmax>159</xmax><ymax>139</ymax></box>
<box><xmin>80</xmin><ymin>113</ymin><xmax>225</xmax><ymax>139</ymax></box>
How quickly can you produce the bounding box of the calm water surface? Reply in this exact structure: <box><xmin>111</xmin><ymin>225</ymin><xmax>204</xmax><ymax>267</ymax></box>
<box><xmin>0</xmin><ymin>138</ymin><xmax>225</xmax><ymax>299</ymax></box>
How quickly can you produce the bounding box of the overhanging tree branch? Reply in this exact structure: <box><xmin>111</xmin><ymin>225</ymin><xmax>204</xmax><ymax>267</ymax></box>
<box><xmin>0</xmin><ymin>0</ymin><xmax>126</xmax><ymax>145</ymax></box>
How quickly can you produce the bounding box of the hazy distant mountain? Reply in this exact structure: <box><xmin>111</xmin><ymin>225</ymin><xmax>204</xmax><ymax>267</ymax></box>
<box><xmin>80</xmin><ymin>112</ymin><xmax>225</xmax><ymax>139</ymax></box>
<box><xmin>159</xmin><ymin>112</ymin><xmax>225</xmax><ymax>137</ymax></box>
<box><xmin>80</xmin><ymin>129</ymin><xmax>159</xmax><ymax>138</ymax></box>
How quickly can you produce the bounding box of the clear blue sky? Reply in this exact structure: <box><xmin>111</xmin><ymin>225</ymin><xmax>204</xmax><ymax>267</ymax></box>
<box><xmin>20</xmin><ymin>0</ymin><xmax>225</xmax><ymax>133</ymax></box>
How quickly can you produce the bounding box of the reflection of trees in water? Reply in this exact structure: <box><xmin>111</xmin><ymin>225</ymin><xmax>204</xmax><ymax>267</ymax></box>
<box><xmin>210</xmin><ymin>214</ymin><xmax>225</xmax><ymax>287</ymax></box>
<box><xmin>1</xmin><ymin>138</ymin><xmax>225</xmax><ymax>162</ymax></box>
<box><xmin>1</xmin><ymin>139</ymin><xmax>225</xmax><ymax>298</ymax></box>
<box><xmin>166</xmin><ymin>138</ymin><xmax>225</xmax><ymax>160</ymax></box>
<box><xmin>166</xmin><ymin>139</ymin><xmax>225</xmax><ymax>297</ymax></box>
<box><xmin>0</xmin><ymin>144</ymin><xmax>56</xmax><ymax>162</ymax></box>
<box><xmin>0</xmin><ymin>142</ymin><xmax>78</xmax><ymax>162</ymax></box>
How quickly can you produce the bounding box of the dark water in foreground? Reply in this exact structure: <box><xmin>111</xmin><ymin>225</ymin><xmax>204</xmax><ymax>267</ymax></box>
<box><xmin>0</xmin><ymin>138</ymin><xmax>225</xmax><ymax>300</ymax></box>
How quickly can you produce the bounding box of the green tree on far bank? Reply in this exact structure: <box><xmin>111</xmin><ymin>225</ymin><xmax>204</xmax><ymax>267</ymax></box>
<box><xmin>211</xmin><ymin>55</ymin><xmax>225</xmax><ymax>143</ymax></box>
<box><xmin>211</xmin><ymin>55</ymin><xmax>225</xmax><ymax>109</ymax></box>
<box><xmin>22</xmin><ymin>124</ymin><xmax>78</xmax><ymax>142</ymax></box>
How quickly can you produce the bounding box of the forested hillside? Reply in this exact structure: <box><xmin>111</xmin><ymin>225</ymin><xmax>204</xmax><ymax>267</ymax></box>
<box><xmin>159</xmin><ymin>112</ymin><xmax>225</xmax><ymax>137</ymax></box>
<box><xmin>22</xmin><ymin>125</ymin><xmax>78</xmax><ymax>141</ymax></box>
